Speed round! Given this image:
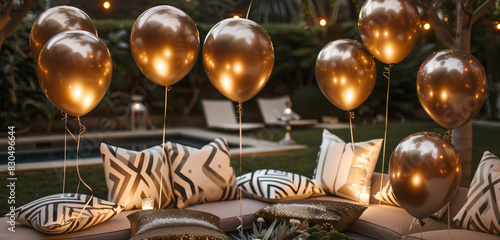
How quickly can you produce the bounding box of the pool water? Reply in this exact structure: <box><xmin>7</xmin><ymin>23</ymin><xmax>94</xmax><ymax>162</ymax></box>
<box><xmin>1</xmin><ymin>134</ymin><xmax>246</xmax><ymax>164</ymax></box>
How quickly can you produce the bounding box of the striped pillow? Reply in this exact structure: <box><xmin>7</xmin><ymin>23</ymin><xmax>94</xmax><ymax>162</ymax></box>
<box><xmin>167</xmin><ymin>138</ymin><xmax>239</xmax><ymax>209</ymax></box>
<box><xmin>313</xmin><ymin>129</ymin><xmax>383</xmax><ymax>201</ymax></box>
<box><xmin>454</xmin><ymin>151</ymin><xmax>500</xmax><ymax>234</ymax></box>
<box><xmin>236</xmin><ymin>169</ymin><xmax>326</xmax><ymax>202</ymax></box>
<box><xmin>100</xmin><ymin>143</ymin><xmax>176</xmax><ymax>210</ymax></box>
<box><xmin>13</xmin><ymin>193</ymin><xmax>122</xmax><ymax>234</ymax></box>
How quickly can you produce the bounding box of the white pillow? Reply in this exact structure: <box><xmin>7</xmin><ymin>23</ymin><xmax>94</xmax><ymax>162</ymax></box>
<box><xmin>313</xmin><ymin>129</ymin><xmax>383</xmax><ymax>201</ymax></box>
<box><xmin>13</xmin><ymin>193</ymin><xmax>122</xmax><ymax>234</ymax></box>
<box><xmin>100</xmin><ymin>143</ymin><xmax>176</xmax><ymax>210</ymax></box>
<box><xmin>167</xmin><ymin>138</ymin><xmax>239</xmax><ymax>209</ymax></box>
<box><xmin>454</xmin><ymin>151</ymin><xmax>500</xmax><ymax>235</ymax></box>
<box><xmin>237</xmin><ymin>169</ymin><xmax>326</xmax><ymax>202</ymax></box>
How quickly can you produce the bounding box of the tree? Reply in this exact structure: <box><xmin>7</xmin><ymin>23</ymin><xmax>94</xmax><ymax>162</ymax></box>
<box><xmin>413</xmin><ymin>0</ymin><xmax>497</xmax><ymax>187</ymax></box>
<box><xmin>0</xmin><ymin>0</ymin><xmax>40</xmax><ymax>49</ymax></box>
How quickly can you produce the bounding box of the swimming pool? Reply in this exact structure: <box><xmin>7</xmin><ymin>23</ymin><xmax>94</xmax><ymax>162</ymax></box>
<box><xmin>0</xmin><ymin>128</ymin><xmax>249</xmax><ymax>164</ymax></box>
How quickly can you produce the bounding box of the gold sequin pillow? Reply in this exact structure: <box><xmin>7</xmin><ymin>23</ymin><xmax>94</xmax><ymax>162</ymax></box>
<box><xmin>128</xmin><ymin>209</ymin><xmax>230</xmax><ymax>240</ymax></box>
<box><xmin>254</xmin><ymin>199</ymin><xmax>367</xmax><ymax>232</ymax></box>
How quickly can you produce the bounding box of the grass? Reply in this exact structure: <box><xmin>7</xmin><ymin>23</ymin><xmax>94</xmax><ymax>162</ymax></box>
<box><xmin>1</xmin><ymin>121</ymin><xmax>499</xmax><ymax>215</ymax></box>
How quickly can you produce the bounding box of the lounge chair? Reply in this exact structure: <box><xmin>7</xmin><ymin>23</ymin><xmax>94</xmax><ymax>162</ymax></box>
<box><xmin>201</xmin><ymin>99</ymin><xmax>264</xmax><ymax>131</ymax></box>
<box><xmin>257</xmin><ymin>95</ymin><xmax>317</xmax><ymax>127</ymax></box>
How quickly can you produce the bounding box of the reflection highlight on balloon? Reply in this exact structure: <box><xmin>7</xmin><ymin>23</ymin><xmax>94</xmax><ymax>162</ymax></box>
<box><xmin>37</xmin><ymin>30</ymin><xmax>112</xmax><ymax>117</ymax></box>
<box><xmin>203</xmin><ymin>18</ymin><xmax>274</xmax><ymax>103</ymax></box>
<box><xmin>389</xmin><ymin>132</ymin><xmax>460</xmax><ymax>220</ymax></box>
<box><xmin>358</xmin><ymin>0</ymin><xmax>420</xmax><ymax>64</ymax></box>
<box><xmin>131</xmin><ymin>5</ymin><xmax>199</xmax><ymax>87</ymax></box>
<box><xmin>417</xmin><ymin>49</ymin><xmax>487</xmax><ymax>130</ymax></box>
<box><xmin>316</xmin><ymin>39</ymin><xmax>376</xmax><ymax>111</ymax></box>
<box><xmin>30</xmin><ymin>6</ymin><xmax>97</xmax><ymax>62</ymax></box>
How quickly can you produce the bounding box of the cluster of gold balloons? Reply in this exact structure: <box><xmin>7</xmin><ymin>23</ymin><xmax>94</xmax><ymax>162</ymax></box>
<box><xmin>31</xmin><ymin>6</ymin><xmax>112</xmax><ymax>117</ymax></box>
<box><xmin>314</xmin><ymin>0</ymin><xmax>487</xmax><ymax>221</ymax></box>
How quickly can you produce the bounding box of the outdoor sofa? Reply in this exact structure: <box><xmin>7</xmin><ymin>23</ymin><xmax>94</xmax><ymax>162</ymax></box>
<box><xmin>1</xmin><ymin>171</ymin><xmax>498</xmax><ymax>240</ymax></box>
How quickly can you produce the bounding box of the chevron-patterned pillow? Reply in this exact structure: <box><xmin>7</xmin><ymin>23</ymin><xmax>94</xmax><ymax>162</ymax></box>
<box><xmin>100</xmin><ymin>143</ymin><xmax>176</xmax><ymax>210</ymax></box>
<box><xmin>12</xmin><ymin>193</ymin><xmax>122</xmax><ymax>234</ymax></box>
<box><xmin>236</xmin><ymin>169</ymin><xmax>326</xmax><ymax>202</ymax></box>
<box><xmin>313</xmin><ymin>129</ymin><xmax>383</xmax><ymax>201</ymax></box>
<box><xmin>454</xmin><ymin>151</ymin><xmax>500</xmax><ymax>235</ymax></box>
<box><xmin>167</xmin><ymin>138</ymin><xmax>239</xmax><ymax>209</ymax></box>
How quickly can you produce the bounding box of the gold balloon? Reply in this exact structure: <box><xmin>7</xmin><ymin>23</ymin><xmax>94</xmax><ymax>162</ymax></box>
<box><xmin>417</xmin><ymin>49</ymin><xmax>487</xmax><ymax>130</ymax></box>
<box><xmin>37</xmin><ymin>31</ymin><xmax>112</xmax><ymax>117</ymax></box>
<box><xmin>203</xmin><ymin>18</ymin><xmax>274</xmax><ymax>103</ymax></box>
<box><xmin>315</xmin><ymin>39</ymin><xmax>376</xmax><ymax>111</ymax></box>
<box><xmin>389</xmin><ymin>132</ymin><xmax>461</xmax><ymax>220</ymax></box>
<box><xmin>131</xmin><ymin>5</ymin><xmax>199</xmax><ymax>87</ymax></box>
<box><xmin>30</xmin><ymin>6</ymin><xmax>97</xmax><ymax>62</ymax></box>
<box><xmin>358</xmin><ymin>0</ymin><xmax>420</xmax><ymax>64</ymax></box>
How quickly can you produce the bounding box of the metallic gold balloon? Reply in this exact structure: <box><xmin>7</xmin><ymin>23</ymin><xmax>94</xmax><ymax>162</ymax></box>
<box><xmin>131</xmin><ymin>6</ymin><xmax>199</xmax><ymax>87</ymax></box>
<box><xmin>315</xmin><ymin>39</ymin><xmax>376</xmax><ymax>111</ymax></box>
<box><xmin>37</xmin><ymin>30</ymin><xmax>112</xmax><ymax>117</ymax></box>
<box><xmin>417</xmin><ymin>49</ymin><xmax>487</xmax><ymax>130</ymax></box>
<box><xmin>358</xmin><ymin>0</ymin><xmax>420</xmax><ymax>64</ymax></box>
<box><xmin>203</xmin><ymin>18</ymin><xmax>274</xmax><ymax>103</ymax></box>
<box><xmin>389</xmin><ymin>132</ymin><xmax>461</xmax><ymax>220</ymax></box>
<box><xmin>30</xmin><ymin>6</ymin><xmax>97</xmax><ymax>62</ymax></box>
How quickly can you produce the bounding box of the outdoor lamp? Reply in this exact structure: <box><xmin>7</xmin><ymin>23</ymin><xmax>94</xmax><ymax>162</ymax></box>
<box><xmin>130</xmin><ymin>95</ymin><xmax>147</xmax><ymax>130</ymax></box>
<box><xmin>277</xmin><ymin>99</ymin><xmax>299</xmax><ymax>145</ymax></box>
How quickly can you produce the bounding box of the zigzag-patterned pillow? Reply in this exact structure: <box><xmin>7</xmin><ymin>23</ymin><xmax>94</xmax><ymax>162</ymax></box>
<box><xmin>236</xmin><ymin>169</ymin><xmax>326</xmax><ymax>202</ymax></box>
<box><xmin>100</xmin><ymin>143</ymin><xmax>176</xmax><ymax>210</ymax></box>
<box><xmin>313</xmin><ymin>129</ymin><xmax>383</xmax><ymax>201</ymax></box>
<box><xmin>12</xmin><ymin>193</ymin><xmax>122</xmax><ymax>234</ymax></box>
<box><xmin>167</xmin><ymin>138</ymin><xmax>239</xmax><ymax>209</ymax></box>
<box><xmin>454</xmin><ymin>151</ymin><xmax>500</xmax><ymax>235</ymax></box>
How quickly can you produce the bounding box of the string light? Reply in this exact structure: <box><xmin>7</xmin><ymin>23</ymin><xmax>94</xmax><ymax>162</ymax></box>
<box><xmin>423</xmin><ymin>22</ymin><xmax>431</xmax><ymax>30</ymax></box>
<box><xmin>319</xmin><ymin>18</ymin><xmax>327</xmax><ymax>27</ymax></box>
<box><xmin>103</xmin><ymin>1</ymin><xmax>110</xmax><ymax>10</ymax></box>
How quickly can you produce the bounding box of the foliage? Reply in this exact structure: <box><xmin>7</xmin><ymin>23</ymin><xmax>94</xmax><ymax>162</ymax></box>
<box><xmin>249</xmin><ymin>0</ymin><xmax>302</xmax><ymax>23</ymax></box>
<box><xmin>232</xmin><ymin>218</ymin><xmax>306</xmax><ymax>240</ymax></box>
<box><xmin>306</xmin><ymin>225</ymin><xmax>355</xmax><ymax>240</ymax></box>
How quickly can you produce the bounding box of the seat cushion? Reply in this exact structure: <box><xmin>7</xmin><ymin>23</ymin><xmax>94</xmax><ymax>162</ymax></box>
<box><xmin>407</xmin><ymin>229</ymin><xmax>500</xmax><ymax>240</ymax></box>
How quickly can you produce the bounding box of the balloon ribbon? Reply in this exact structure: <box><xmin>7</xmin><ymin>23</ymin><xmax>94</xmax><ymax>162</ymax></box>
<box><xmin>159</xmin><ymin>86</ymin><xmax>172</xmax><ymax>209</ymax></box>
<box><xmin>379</xmin><ymin>64</ymin><xmax>393</xmax><ymax>204</ymax></box>
<box><xmin>237</xmin><ymin>102</ymin><xmax>244</xmax><ymax>230</ymax></box>
<box><xmin>62</xmin><ymin>112</ymin><xmax>67</xmax><ymax>194</ymax></box>
<box><xmin>65</xmin><ymin>117</ymin><xmax>93</xmax><ymax>227</ymax></box>
<box><xmin>348</xmin><ymin>111</ymin><xmax>356</xmax><ymax>156</ymax></box>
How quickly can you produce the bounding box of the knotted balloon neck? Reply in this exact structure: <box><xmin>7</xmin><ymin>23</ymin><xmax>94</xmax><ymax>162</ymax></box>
<box><xmin>444</xmin><ymin>130</ymin><xmax>452</xmax><ymax>143</ymax></box>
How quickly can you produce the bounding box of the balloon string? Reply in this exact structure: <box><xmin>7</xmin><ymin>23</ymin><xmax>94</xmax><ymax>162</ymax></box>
<box><xmin>444</xmin><ymin>130</ymin><xmax>452</xmax><ymax>143</ymax></box>
<box><xmin>379</xmin><ymin>63</ymin><xmax>393</xmax><ymax>204</ymax></box>
<box><xmin>237</xmin><ymin>102</ymin><xmax>243</xmax><ymax>174</ymax></box>
<box><xmin>237</xmin><ymin>102</ymin><xmax>244</xmax><ymax>230</ymax></box>
<box><xmin>246</xmin><ymin>0</ymin><xmax>253</xmax><ymax>19</ymax></box>
<box><xmin>74</xmin><ymin>117</ymin><xmax>93</xmax><ymax>228</ymax></box>
<box><xmin>159</xmin><ymin>86</ymin><xmax>171</xmax><ymax>209</ymax></box>
<box><xmin>62</xmin><ymin>112</ymin><xmax>67</xmax><ymax>195</ymax></box>
<box><xmin>447</xmin><ymin>204</ymin><xmax>451</xmax><ymax>240</ymax></box>
<box><xmin>348</xmin><ymin>111</ymin><xmax>356</xmax><ymax>156</ymax></box>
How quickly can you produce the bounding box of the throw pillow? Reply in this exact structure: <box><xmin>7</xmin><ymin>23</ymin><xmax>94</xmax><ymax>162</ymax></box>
<box><xmin>313</xmin><ymin>129</ymin><xmax>383</xmax><ymax>201</ymax></box>
<box><xmin>128</xmin><ymin>209</ymin><xmax>229</xmax><ymax>240</ymax></box>
<box><xmin>13</xmin><ymin>193</ymin><xmax>122</xmax><ymax>234</ymax></box>
<box><xmin>454</xmin><ymin>151</ymin><xmax>500</xmax><ymax>235</ymax></box>
<box><xmin>255</xmin><ymin>199</ymin><xmax>367</xmax><ymax>232</ymax></box>
<box><xmin>237</xmin><ymin>169</ymin><xmax>326</xmax><ymax>202</ymax></box>
<box><xmin>167</xmin><ymin>138</ymin><xmax>239</xmax><ymax>209</ymax></box>
<box><xmin>100</xmin><ymin>143</ymin><xmax>176</xmax><ymax>210</ymax></box>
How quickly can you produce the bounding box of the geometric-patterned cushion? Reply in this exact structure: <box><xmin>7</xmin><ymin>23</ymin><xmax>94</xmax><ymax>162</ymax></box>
<box><xmin>312</xmin><ymin>129</ymin><xmax>383</xmax><ymax>201</ymax></box>
<box><xmin>374</xmin><ymin>181</ymin><xmax>401</xmax><ymax>207</ymax></box>
<box><xmin>100</xmin><ymin>143</ymin><xmax>176</xmax><ymax>210</ymax></box>
<box><xmin>236</xmin><ymin>169</ymin><xmax>326</xmax><ymax>203</ymax></box>
<box><xmin>166</xmin><ymin>138</ymin><xmax>239</xmax><ymax>209</ymax></box>
<box><xmin>453</xmin><ymin>151</ymin><xmax>500</xmax><ymax>235</ymax></box>
<box><xmin>13</xmin><ymin>193</ymin><xmax>122</xmax><ymax>234</ymax></box>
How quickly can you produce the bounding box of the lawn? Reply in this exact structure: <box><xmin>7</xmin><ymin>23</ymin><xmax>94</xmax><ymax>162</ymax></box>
<box><xmin>1</xmin><ymin>121</ymin><xmax>499</xmax><ymax>215</ymax></box>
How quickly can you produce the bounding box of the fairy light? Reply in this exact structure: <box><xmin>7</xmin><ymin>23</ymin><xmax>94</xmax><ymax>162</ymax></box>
<box><xmin>423</xmin><ymin>22</ymin><xmax>431</xmax><ymax>31</ymax></box>
<box><xmin>319</xmin><ymin>18</ymin><xmax>327</xmax><ymax>27</ymax></box>
<box><xmin>103</xmin><ymin>1</ymin><xmax>110</xmax><ymax>10</ymax></box>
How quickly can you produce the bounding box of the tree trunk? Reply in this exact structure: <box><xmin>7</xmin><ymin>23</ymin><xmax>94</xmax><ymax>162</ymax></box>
<box><xmin>452</xmin><ymin>0</ymin><xmax>474</xmax><ymax>187</ymax></box>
